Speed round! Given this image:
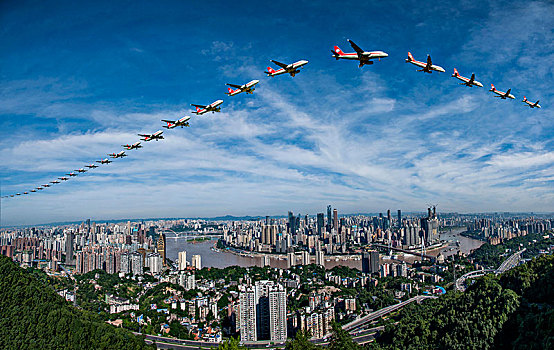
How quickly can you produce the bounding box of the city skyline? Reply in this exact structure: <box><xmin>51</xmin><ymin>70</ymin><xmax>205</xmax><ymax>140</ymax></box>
<box><xmin>1</xmin><ymin>0</ymin><xmax>553</xmax><ymax>226</ymax></box>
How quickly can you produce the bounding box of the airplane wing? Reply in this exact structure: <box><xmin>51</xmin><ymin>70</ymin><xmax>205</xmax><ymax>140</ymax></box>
<box><xmin>161</xmin><ymin>119</ymin><xmax>176</xmax><ymax>123</ymax></box>
<box><xmin>270</xmin><ymin>60</ymin><xmax>289</xmax><ymax>69</ymax></box>
<box><xmin>505</xmin><ymin>89</ymin><xmax>511</xmax><ymax>96</ymax></box>
<box><xmin>347</xmin><ymin>39</ymin><xmax>364</xmax><ymax>54</ymax></box>
<box><xmin>191</xmin><ymin>104</ymin><xmax>206</xmax><ymax>108</ymax></box>
<box><xmin>426</xmin><ymin>55</ymin><xmax>433</xmax><ymax>69</ymax></box>
<box><xmin>226</xmin><ymin>83</ymin><xmax>242</xmax><ymax>88</ymax></box>
<box><xmin>138</xmin><ymin>134</ymin><xmax>150</xmax><ymax>137</ymax></box>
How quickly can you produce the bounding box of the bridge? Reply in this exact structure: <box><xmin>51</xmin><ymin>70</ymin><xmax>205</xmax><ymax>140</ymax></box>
<box><xmin>342</xmin><ymin>295</ymin><xmax>437</xmax><ymax>332</ymax></box>
<box><xmin>370</xmin><ymin>243</ymin><xmax>436</xmax><ymax>262</ymax></box>
<box><xmin>455</xmin><ymin>248</ymin><xmax>526</xmax><ymax>291</ymax></box>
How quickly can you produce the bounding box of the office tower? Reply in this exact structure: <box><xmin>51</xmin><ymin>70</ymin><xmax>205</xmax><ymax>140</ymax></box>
<box><xmin>315</xmin><ymin>250</ymin><xmax>325</xmax><ymax>267</ymax></box>
<box><xmin>191</xmin><ymin>254</ymin><xmax>202</xmax><ymax>270</ymax></box>
<box><xmin>269</xmin><ymin>284</ymin><xmax>287</xmax><ymax>342</ymax></box>
<box><xmin>288</xmin><ymin>211</ymin><xmax>296</xmax><ymax>234</ymax></box>
<box><xmin>316</xmin><ymin>213</ymin><xmax>325</xmax><ymax>237</ymax></box>
<box><xmin>178</xmin><ymin>251</ymin><xmax>187</xmax><ymax>270</ymax></box>
<box><xmin>397</xmin><ymin>210</ymin><xmax>402</xmax><ymax>228</ymax></box>
<box><xmin>263</xmin><ymin>255</ymin><xmax>271</xmax><ymax>267</ymax></box>
<box><xmin>157</xmin><ymin>233</ymin><xmax>166</xmax><ymax>266</ymax></box>
<box><xmin>327</xmin><ymin>205</ymin><xmax>332</xmax><ymax>232</ymax></box>
<box><xmin>65</xmin><ymin>232</ymin><xmax>74</xmax><ymax>265</ymax></box>
<box><xmin>265</xmin><ymin>216</ymin><xmax>269</xmax><ymax>225</ymax></box>
<box><xmin>239</xmin><ymin>287</ymin><xmax>257</xmax><ymax>341</ymax></box>
<box><xmin>333</xmin><ymin>209</ymin><xmax>338</xmax><ymax>233</ymax></box>
<box><xmin>361</xmin><ymin>251</ymin><xmax>380</xmax><ymax>274</ymax></box>
<box><xmin>421</xmin><ymin>206</ymin><xmax>439</xmax><ymax>245</ymax></box>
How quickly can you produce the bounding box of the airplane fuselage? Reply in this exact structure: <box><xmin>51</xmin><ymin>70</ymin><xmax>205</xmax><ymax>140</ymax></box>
<box><xmin>333</xmin><ymin>51</ymin><xmax>388</xmax><ymax>61</ymax></box>
<box><xmin>490</xmin><ymin>88</ymin><xmax>515</xmax><ymax>99</ymax></box>
<box><xmin>453</xmin><ymin>74</ymin><xmax>483</xmax><ymax>87</ymax></box>
<box><xmin>267</xmin><ymin>60</ymin><xmax>308</xmax><ymax>77</ymax></box>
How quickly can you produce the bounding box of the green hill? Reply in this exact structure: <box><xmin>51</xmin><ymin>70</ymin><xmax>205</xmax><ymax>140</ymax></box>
<box><xmin>0</xmin><ymin>255</ymin><xmax>153</xmax><ymax>350</ymax></box>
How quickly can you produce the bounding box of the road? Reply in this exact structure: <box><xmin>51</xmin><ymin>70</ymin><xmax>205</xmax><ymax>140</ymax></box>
<box><xmin>342</xmin><ymin>295</ymin><xmax>437</xmax><ymax>331</ymax></box>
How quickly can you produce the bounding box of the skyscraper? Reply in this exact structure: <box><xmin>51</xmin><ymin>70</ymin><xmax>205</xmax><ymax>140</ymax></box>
<box><xmin>316</xmin><ymin>213</ymin><xmax>324</xmax><ymax>237</ymax></box>
<box><xmin>65</xmin><ymin>232</ymin><xmax>74</xmax><ymax>265</ymax></box>
<box><xmin>397</xmin><ymin>209</ymin><xmax>402</xmax><ymax>228</ymax></box>
<box><xmin>362</xmin><ymin>251</ymin><xmax>380</xmax><ymax>274</ymax></box>
<box><xmin>333</xmin><ymin>209</ymin><xmax>338</xmax><ymax>233</ymax></box>
<box><xmin>239</xmin><ymin>281</ymin><xmax>287</xmax><ymax>342</ymax></box>
<box><xmin>157</xmin><ymin>233</ymin><xmax>166</xmax><ymax>266</ymax></box>
<box><xmin>178</xmin><ymin>251</ymin><xmax>187</xmax><ymax>270</ymax></box>
<box><xmin>191</xmin><ymin>254</ymin><xmax>202</xmax><ymax>270</ymax></box>
<box><xmin>327</xmin><ymin>205</ymin><xmax>332</xmax><ymax>232</ymax></box>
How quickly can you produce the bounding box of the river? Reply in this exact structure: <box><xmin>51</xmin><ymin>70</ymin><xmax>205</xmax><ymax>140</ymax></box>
<box><xmin>165</xmin><ymin>227</ymin><xmax>484</xmax><ymax>269</ymax></box>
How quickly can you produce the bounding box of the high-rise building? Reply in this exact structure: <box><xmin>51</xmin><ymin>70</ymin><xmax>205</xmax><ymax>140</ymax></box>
<box><xmin>301</xmin><ymin>251</ymin><xmax>310</xmax><ymax>265</ymax></box>
<box><xmin>316</xmin><ymin>213</ymin><xmax>325</xmax><ymax>237</ymax></box>
<box><xmin>191</xmin><ymin>254</ymin><xmax>202</xmax><ymax>270</ymax></box>
<box><xmin>239</xmin><ymin>287</ymin><xmax>257</xmax><ymax>342</ymax></box>
<box><xmin>269</xmin><ymin>284</ymin><xmax>287</xmax><ymax>342</ymax></box>
<box><xmin>147</xmin><ymin>252</ymin><xmax>163</xmax><ymax>274</ymax></box>
<box><xmin>239</xmin><ymin>281</ymin><xmax>287</xmax><ymax>342</ymax></box>
<box><xmin>157</xmin><ymin>233</ymin><xmax>166</xmax><ymax>266</ymax></box>
<box><xmin>130</xmin><ymin>251</ymin><xmax>144</xmax><ymax>275</ymax></box>
<box><xmin>315</xmin><ymin>250</ymin><xmax>325</xmax><ymax>267</ymax></box>
<box><xmin>287</xmin><ymin>252</ymin><xmax>296</xmax><ymax>268</ymax></box>
<box><xmin>65</xmin><ymin>232</ymin><xmax>74</xmax><ymax>265</ymax></box>
<box><xmin>327</xmin><ymin>205</ymin><xmax>332</xmax><ymax>232</ymax></box>
<box><xmin>178</xmin><ymin>251</ymin><xmax>187</xmax><ymax>270</ymax></box>
<box><xmin>333</xmin><ymin>209</ymin><xmax>338</xmax><ymax>233</ymax></box>
<box><xmin>361</xmin><ymin>251</ymin><xmax>380</xmax><ymax>274</ymax></box>
<box><xmin>397</xmin><ymin>210</ymin><xmax>402</xmax><ymax>228</ymax></box>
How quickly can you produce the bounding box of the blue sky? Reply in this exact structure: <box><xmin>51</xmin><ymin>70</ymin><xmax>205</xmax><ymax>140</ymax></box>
<box><xmin>1</xmin><ymin>0</ymin><xmax>553</xmax><ymax>226</ymax></box>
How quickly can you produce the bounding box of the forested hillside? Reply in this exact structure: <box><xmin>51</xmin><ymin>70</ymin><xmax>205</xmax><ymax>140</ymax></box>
<box><xmin>0</xmin><ymin>255</ymin><xmax>153</xmax><ymax>350</ymax></box>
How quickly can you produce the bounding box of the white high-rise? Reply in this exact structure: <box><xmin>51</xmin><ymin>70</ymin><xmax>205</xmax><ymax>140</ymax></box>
<box><xmin>239</xmin><ymin>281</ymin><xmax>287</xmax><ymax>342</ymax></box>
<box><xmin>178</xmin><ymin>251</ymin><xmax>187</xmax><ymax>270</ymax></box>
<box><xmin>191</xmin><ymin>254</ymin><xmax>202</xmax><ymax>270</ymax></box>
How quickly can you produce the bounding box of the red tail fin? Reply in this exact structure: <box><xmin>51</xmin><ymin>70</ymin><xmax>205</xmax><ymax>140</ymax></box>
<box><xmin>523</xmin><ymin>96</ymin><xmax>527</xmax><ymax>101</ymax></box>
<box><xmin>333</xmin><ymin>46</ymin><xmax>344</xmax><ymax>55</ymax></box>
<box><xmin>407</xmin><ymin>52</ymin><xmax>414</xmax><ymax>61</ymax></box>
<box><xmin>196</xmin><ymin>106</ymin><xmax>201</xmax><ymax>112</ymax></box>
<box><xmin>267</xmin><ymin>66</ymin><xmax>275</xmax><ymax>74</ymax></box>
<box><xmin>228</xmin><ymin>87</ymin><xmax>233</xmax><ymax>93</ymax></box>
<box><xmin>490</xmin><ymin>84</ymin><xmax>495</xmax><ymax>90</ymax></box>
<box><xmin>453</xmin><ymin>68</ymin><xmax>459</xmax><ymax>76</ymax></box>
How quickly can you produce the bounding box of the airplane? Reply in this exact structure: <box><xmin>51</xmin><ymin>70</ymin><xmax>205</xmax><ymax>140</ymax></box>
<box><xmin>42</xmin><ymin>184</ymin><xmax>51</xmax><ymax>188</ymax></box>
<box><xmin>331</xmin><ymin>39</ymin><xmax>388</xmax><ymax>67</ymax></box>
<box><xmin>86</xmin><ymin>164</ymin><xmax>99</xmax><ymax>169</ymax></box>
<box><xmin>122</xmin><ymin>142</ymin><xmax>142</xmax><ymax>150</ymax></box>
<box><xmin>16</xmin><ymin>193</ymin><xmax>21</xmax><ymax>196</ymax></box>
<box><xmin>405</xmin><ymin>52</ymin><xmax>445</xmax><ymax>73</ymax></box>
<box><xmin>58</xmin><ymin>177</ymin><xmax>69</xmax><ymax>181</ymax></box>
<box><xmin>265</xmin><ymin>59</ymin><xmax>309</xmax><ymax>77</ymax></box>
<box><xmin>489</xmin><ymin>84</ymin><xmax>515</xmax><ymax>99</ymax></box>
<box><xmin>96</xmin><ymin>158</ymin><xmax>112</xmax><ymax>164</ymax></box>
<box><xmin>162</xmin><ymin>116</ymin><xmax>191</xmax><ymax>129</ymax></box>
<box><xmin>191</xmin><ymin>100</ymin><xmax>223</xmax><ymax>115</ymax></box>
<box><xmin>226</xmin><ymin>80</ymin><xmax>260</xmax><ymax>96</ymax></box>
<box><xmin>50</xmin><ymin>180</ymin><xmax>61</xmax><ymax>184</ymax></box>
<box><xmin>66</xmin><ymin>172</ymin><xmax>78</xmax><ymax>177</ymax></box>
<box><xmin>74</xmin><ymin>168</ymin><xmax>88</xmax><ymax>173</ymax></box>
<box><xmin>522</xmin><ymin>96</ymin><xmax>541</xmax><ymax>108</ymax></box>
<box><xmin>451</xmin><ymin>68</ymin><xmax>483</xmax><ymax>87</ymax></box>
<box><xmin>138</xmin><ymin>130</ymin><xmax>164</xmax><ymax>141</ymax></box>
<box><xmin>30</xmin><ymin>189</ymin><xmax>36</xmax><ymax>193</ymax></box>
<box><xmin>10</xmin><ymin>194</ymin><xmax>14</xmax><ymax>197</ymax></box>
<box><xmin>108</xmin><ymin>151</ymin><xmax>127</xmax><ymax>158</ymax></box>
<box><xmin>23</xmin><ymin>192</ymin><xmax>29</xmax><ymax>195</ymax></box>
<box><xmin>36</xmin><ymin>187</ymin><xmax>44</xmax><ymax>190</ymax></box>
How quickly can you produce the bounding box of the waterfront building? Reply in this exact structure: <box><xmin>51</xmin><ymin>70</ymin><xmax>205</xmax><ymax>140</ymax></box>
<box><xmin>362</xmin><ymin>251</ymin><xmax>380</xmax><ymax>274</ymax></box>
<box><xmin>157</xmin><ymin>233</ymin><xmax>166</xmax><ymax>266</ymax></box>
<box><xmin>191</xmin><ymin>254</ymin><xmax>202</xmax><ymax>270</ymax></box>
<box><xmin>178</xmin><ymin>251</ymin><xmax>187</xmax><ymax>270</ymax></box>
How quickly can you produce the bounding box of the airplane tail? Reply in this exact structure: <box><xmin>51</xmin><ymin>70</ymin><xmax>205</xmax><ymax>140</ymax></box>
<box><xmin>196</xmin><ymin>106</ymin><xmax>202</xmax><ymax>112</ymax></box>
<box><xmin>406</xmin><ymin>52</ymin><xmax>414</xmax><ymax>62</ymax></box>
<box><xmin>453</xmin><ymin>68</ymin><xmax>459</xmax><ymax>76</ymax></box>
<box><xmin>227</xmin><ymin>87</ymin><xmax>234</xmax><ymax>94</ymax></box>
<box><xmin>266</xmin><ymin>66</ymin><xmax>276</xmax><ymax>74</ymax></box>
<box><xmin>490</xmin><ymin>84</ymin><xmax>496</xmax><ymax>91</ymax></box>
<box><xmin>523</xmin><ymin>96</ymin><xmax>527</xmax><ymax>102</ymax></box>
<box><xmin>333</xmin><ymin>46</ymin><xmax>344</xmax><ymax>55</ymax></box>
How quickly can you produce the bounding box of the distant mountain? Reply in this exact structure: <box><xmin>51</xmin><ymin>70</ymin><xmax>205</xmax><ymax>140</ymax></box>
<box><xmin>0</xmin><ymin>255</ymin><xmax>153</xmax><ymax>350</ymax></box>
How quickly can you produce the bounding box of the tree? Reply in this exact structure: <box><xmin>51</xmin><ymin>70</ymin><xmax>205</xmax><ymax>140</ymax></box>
<box><xmin>328</xmin><ymin>322</ymin><xmax>359</xmax><ymax>350</ymax></box>
<box><xmin>285</xmin><ymin>331</ymin><xmax>321</xmax><ymax>350</ymax></box>
<box><xmin>217</xmin><ymin>337</ymin><xmax>245</xmax><ymax>349</ymax></box>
